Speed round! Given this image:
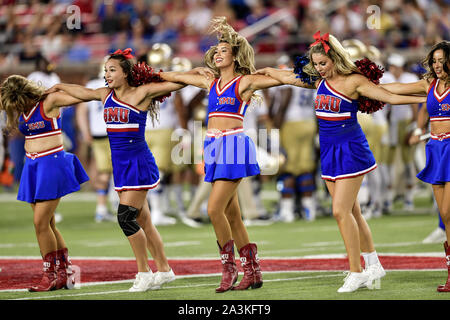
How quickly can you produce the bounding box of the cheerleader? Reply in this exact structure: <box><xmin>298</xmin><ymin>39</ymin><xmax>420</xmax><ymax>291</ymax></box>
<box><xmin>255</xmin><ymin>31</ymin><xmax>426</xmax><ymax>292</ymax></box>
<box><xmin>46</xmin><ymin>49</ymin><xmax>192</xmax><ymax>292</ymax></box>
<box><xmin>160</xmin><ymin>17</ymin><xmax>283</xmax><ymax>292</ymax></box>
<box><xmin>0</xmin><ymin>75</ymin><xmax>89</xmax><ymax>292</ymax></box>
<box><xmin>381</xmin><ymin>41</ymin><xmax>450</xmax><ymax>292</ymax></box>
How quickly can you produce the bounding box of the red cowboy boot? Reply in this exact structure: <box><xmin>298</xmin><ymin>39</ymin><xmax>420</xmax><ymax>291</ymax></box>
<box><xmin>437</xmin><ymin>241</ymin><xmax>450</xmax><ymax>292</ymax></box>
<box><xmin>215</xmin><ymin>240</ymin><xmax>238</xmax><ymax>293</ymax></box>
<box><xmin>55</xmin><ymin>248</ymin><xmax>75</xmax><ymax>290</ymax></box>
<box><xmin>232</xmin><ymin>243</ymin><xmax>263</xmax><ymax>290</ymax></box>
<box><xmin>29</xmin><ymin>251</ymin><xmax>58</xmax><ymax>292</ymax></box>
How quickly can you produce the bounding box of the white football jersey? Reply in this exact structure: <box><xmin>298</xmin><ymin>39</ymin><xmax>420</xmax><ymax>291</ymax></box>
<box><xmin>270</xmin><ymin>86</ymin><xmax>316</xmax><ymax>122</ymax></box>
<box><xmin>244</xmin><ymin>91</ymin><xmax>269</xmax><ymax>142</ymax></box>
<box><xmin>284</xmin><ymin>86</ymin><xmax>316</xmax><ymax>121</ymax></box>
<box><xmin>380</xmin><ymin>71</ymin><xmax>419</xmax><ymax>122</ymax></box>
<box><xmin>27</xmin><ymin>71</ymin><xmax>60</xmax><ymax>89</ymax></box>
<box><xmin>146</xmin><ymin>92</ymin><xmax>179</xmax><ymax>130</ymax></box>
<box><xmin>86</xmin><ymin>78</ymin><xmax>108</xmax><ymax>137</ymax></box>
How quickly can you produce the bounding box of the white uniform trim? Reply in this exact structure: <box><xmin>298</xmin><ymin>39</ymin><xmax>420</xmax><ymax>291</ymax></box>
<box><xmin>321</xmin><ymin>163</ymin><xmax>377</xmax><ymax>181</ymax></box>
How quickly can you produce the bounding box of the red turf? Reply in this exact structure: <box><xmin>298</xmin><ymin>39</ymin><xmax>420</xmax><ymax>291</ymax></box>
<box><xmin>0</xmin><ymin>256</ymin><xmax>446</xmax><ymax>290</ymax></box>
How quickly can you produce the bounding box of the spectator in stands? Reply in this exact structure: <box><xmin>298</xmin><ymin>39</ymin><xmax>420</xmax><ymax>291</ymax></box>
<box><xmin>65</xmin><ymin>31</ymin><xmax>91</xmax><ymax>63</ymax></box>
<box><xmin>18</xmin><ymin>35</ymin><xmax>41</xmax><ymax>62</ymax></box>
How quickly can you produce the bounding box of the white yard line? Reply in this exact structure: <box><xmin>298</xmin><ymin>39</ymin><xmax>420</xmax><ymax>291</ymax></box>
<box><xmin>4</xmin><ymin>269</ymin><xmax>446</xmax><ymax>300</ymax></box>
<box><xmin>0</xmin><ymin>251</ymin><xmax>445</xmax><ymax>261</ymax></box>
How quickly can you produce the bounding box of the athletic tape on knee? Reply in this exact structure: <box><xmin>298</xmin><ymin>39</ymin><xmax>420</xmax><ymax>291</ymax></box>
<box><xmin>117</xmin><ymin>204</ymin><xmax>141</xmax><ymax>237</ymax></box>
<box><xmin>276</xmin><ymin>174</ymin><xmax>295</xmax><ymax>195</ymax></box>
<box><xmin>96</xmin><ymin>188</ymin><xmax>108</xmax><ymax>196</ymax></box>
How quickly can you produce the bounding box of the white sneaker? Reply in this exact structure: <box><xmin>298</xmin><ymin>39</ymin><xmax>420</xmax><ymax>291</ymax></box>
<box><xmin>129</xmin><ymin>271</ymin><xmax>155</xmax><ymax>292</ymax></box>
<box><xmin>54</xmin><ymin>212</ymin><xmax>63</xmax><ymax>223</ymax></box>
<box><xmin>180</xmin><ymin>216</ymin><xmax>203</xmax><ymax>228</ymax></box>
<box><xmin>279</xmin><ymin>198</ymin><xmax>295</xmax><ymax>223</ymax></box>
<box><xmin>95</xmin><ymin>211</ymin><xmax>116</xmax><ymax>223</ymax></box>
<box><xmin>152</xmin><ymin>214</ymin><xmax>177</xmax><ymax>226</ymax></box>
<box><xmin>404</xmin><ymin>201</ymin><xmax>414</xmax><ymax>212</ymax></box>
<box><xmin>362</xmin><ymin>207</ymin><xmax>373</xmax><ymax>220</ymax></box>
<box><xmin>365</xmin><ymin>262</ymin><xmax>386</xmax><ymax>289</ymax></box>
<box><xmin>244</xmin><ymin>218</ymin><xmax>274</xmax><ymax>226</ymax></box>
<box><xmin>338</xmin><ymin>271</ymin><xmax>369</xmax><ymax>293</ymax></box>
<box><xmin>152</xmin><ymin>269</ymin><xmax>176</xmax><ymax>289</ymax></box>
<box><xmin>423</xmin><ymin>227</ymin><xmax>447</xmax><ymax>244</ymax></box>
<box><xmin>372</xmin><ymin>207</ymin><xmax>382</xmax><ymax>218</ymax></box>
<box><xmin>278</xmin><ymin>209</ymin><xmax>295</xmax><ymax>223</ymax></box>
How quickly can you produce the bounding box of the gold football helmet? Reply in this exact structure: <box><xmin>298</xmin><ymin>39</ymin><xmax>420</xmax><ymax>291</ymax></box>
<box><xmin>147</xmin><ymin>43</ymin><xmax>172</xmax><ymax>68</ymax></box>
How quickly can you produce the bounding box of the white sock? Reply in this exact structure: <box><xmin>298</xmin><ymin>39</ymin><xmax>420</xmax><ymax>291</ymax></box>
<box><xmin>302</xmin><ymin>196</ymin><xmax>316</xmax><ymax>220</ymax></box>
<box><xmin>362</xmin><ymin>251</ymin><xmax>380</xmax><ymax>267</ymax></box>
<box><xmin>405</xmin><ymin>189</ymin><xmax>414</xmax><ymax>204</ymax></box>
<box><xmin>96</xmin><ymin>204</ymin><xmax>108</xmax><ymax>216</ymax></box>
<box><xmin>279</xmin><ymin>198</ymin><xmax>295</xmax><ymax>220</ymax></box>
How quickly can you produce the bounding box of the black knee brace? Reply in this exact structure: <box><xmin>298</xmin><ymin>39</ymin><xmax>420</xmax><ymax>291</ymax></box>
<box><xmin>117</xmin><ymin>204</ymin><xmax>141</xmax><ymax>237</ymax></box>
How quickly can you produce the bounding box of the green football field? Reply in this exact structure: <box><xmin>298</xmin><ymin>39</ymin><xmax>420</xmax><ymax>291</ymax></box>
<box><xmin>1</xmin><ymin>187</ymin><xmax>450</xmax><ymax>303</ymax></box>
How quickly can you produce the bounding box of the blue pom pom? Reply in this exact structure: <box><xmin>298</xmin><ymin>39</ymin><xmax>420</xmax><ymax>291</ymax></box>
<box><xmin>293</xmin><ymin>55</ymin><xmax>318</xmax><ymax>85</ymax></box>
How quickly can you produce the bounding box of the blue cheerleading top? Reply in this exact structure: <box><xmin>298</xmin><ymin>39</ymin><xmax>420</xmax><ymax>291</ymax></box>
<box><xmin>103</xmin><ymin>89</ymin><xmax>147</xmax><ymax>143</ymax></box>
<box><xmin>18</xmin><ymin>101</ymin><xmax>61</xmax><ymax>140</ymax></box>
<box><xmin>207</xmin><ymin>75</ymin><xmax>248</xmax><ymax>122</ymax></box>
<box><xmin>314</xmin><ymin>79</ymin><xmax>359</xmax><ymax>134</ymax></box>
<box><xmin>427</xmin><ymin>79</ymin><xmax>450</xmax><ymax>122</ymax></box>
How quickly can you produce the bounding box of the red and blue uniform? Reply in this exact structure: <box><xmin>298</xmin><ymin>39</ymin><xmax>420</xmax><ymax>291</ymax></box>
<box><xmin>204</xmin><ymin>76</ymin><xmax>260</xmax><ymax>182</ymax></box>
<box><xmin>417</xmin><ymin>79</ymin><xmax>450</xmax><ymax>184</ymax></box>
<box><xmin>315</xmin><ymin>79</ymin><xmax>376</xmax><ymax>181</ymax></box>
<box><xmin>103</xmin><ymin>90</ymin><xmax>160</xmax><ymax>191</ymax></box>
<box><xmin>17</xmin><ymin>101</ymin><xmax>89</xmax><ymax>203</ymax></box>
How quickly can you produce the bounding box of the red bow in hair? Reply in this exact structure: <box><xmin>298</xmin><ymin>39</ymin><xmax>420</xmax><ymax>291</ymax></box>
<box><xmin>112</xmin><ymin>48</ymin><xmax>134</xmax><ymax>59</ymax></box>
<box><xmin>310</xmin><ymin>31</ymin><xmax>330</xmax><ymax>53</ymax></box>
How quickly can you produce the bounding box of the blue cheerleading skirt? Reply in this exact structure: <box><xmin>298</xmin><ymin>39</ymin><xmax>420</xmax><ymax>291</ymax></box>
<box><xmin>17</xmin><ymin>145</ymin><xmax>89</xmax><ymax>203</ymax></box>
<box><xmin>109</xmin><ymin>136</ymin><xmax>160</xmax><ymax>191</ymax></box>
<box><xmin>319</xmin><ymin>123</ymin><xmax>377</xmax><ymax>181</ymax></box>
<box><xmin>203</xmin><ymin>127</ymin><xmax>260</xmax><ymax>183</ymax></box>
<box><xmin>417</xmin><ymin>133</ymin><xmax>450</xmax><ymax>185</ymax></box>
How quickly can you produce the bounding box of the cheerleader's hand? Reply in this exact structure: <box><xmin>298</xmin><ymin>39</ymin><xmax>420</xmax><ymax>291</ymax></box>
<box><xmin>253</xmin><ymin>67</ymin><xmax>272</xmax><ymax>76</ymax></box>
<box><xmin>192</xmin><ymin>67</ymin><xmax>215</xmax><ymax>80</ymax></box>
<box><xmin>44</xmin><ymin>84</ymin><xmax>60</xmax><ymax>95</ymax></box>
<box><xmin>408</xmin><ymin>134</ymin><xmax>420</xmax><ymax>145</ymax></box>
<box><xmin>408</xmin><ymin>127</ymin><xmax>423</xmax><ymax>145</ymax></box>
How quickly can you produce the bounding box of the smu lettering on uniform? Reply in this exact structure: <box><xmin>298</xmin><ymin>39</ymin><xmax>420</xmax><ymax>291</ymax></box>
<box><xmin>219</xmin><ymin>97</ymin><xmax>236</xmax><ymax>105</ymax></box>
<box><xmin>441</xmin><ymin>104</ymin><xmax>450</xmax><ymax>111</ymax></box>
<box><xmin>314</xmin><ymin>94</ymin><xmax>342</xmax><ymax>112</ymax></box>
<box><xmin>27</xmin><ymin>121</ymin><xmax>45</xmax><ymax>130</ymax></box>
<box><xmin>104</xmin><ymin>107</ymin><xmax>130</xmax><ymax>123</ymax></box>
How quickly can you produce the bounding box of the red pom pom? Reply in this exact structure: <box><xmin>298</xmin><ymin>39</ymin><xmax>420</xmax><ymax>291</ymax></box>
<box><xmin>131</xmin><ymin>62</ymin><xmax>171</xmax><ymax>103</ymax></box>
<box><xmin>355</xmin><ymin>58</ymin><xmax>385</xmax><ymax>114</ymax></box>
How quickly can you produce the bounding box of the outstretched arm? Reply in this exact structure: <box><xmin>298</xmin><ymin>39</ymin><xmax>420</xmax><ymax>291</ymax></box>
<box><xmin>45</xmin><ymin>91</ymin><xmax>83</xmax><ymax>109</ymax></box>
<box><xmin>238</xmin><ymin>74</ymin><xmax>284</xmax><ymax>101</ymax></box>
<box><xmin>380</xmin><ymin>79</ymin><xmax>429</xmax><ymax>96</ymax></box>
<box><xmin>253</xmin><ymin>67</ymin><xmax>316</xmax><ymax>89</ymax></box>
<box><xmin>354</xmin><ymin>75</ymin><xmax>426</xmax><ymax>105</ymax></box>
<box><xmin>47</xmin><ymin>83</ymin><xmax>109</xmax><ymax>102</ymax></box>
<box><xmin>42</xmin><ymin>91</ymin><xmax>84</xmax><ymax>114</ymax></box>
<box><xmin>139</xmin><ymin>81</ymin><xmax>186</xmax><ymax>101</ymax></box>
<box><xmin>242</xmin><ymin>74</ymin><xmax>284</xmax><ymax>91</ymax></box>
<box><xmin>160</xmin><ymin>68</ymin><xmax>214</xmax><ymax>90</ymax></box>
